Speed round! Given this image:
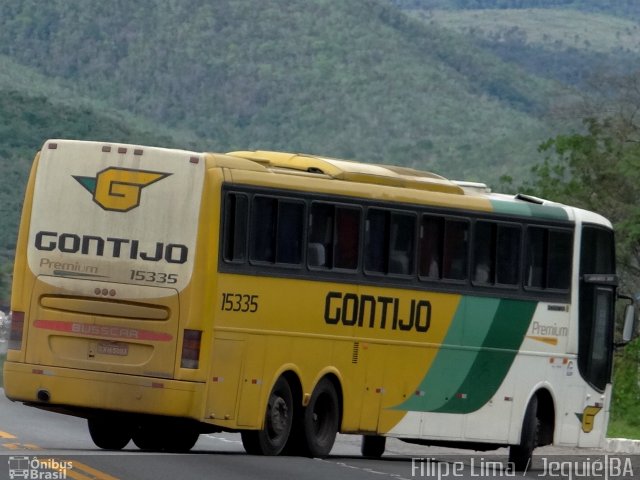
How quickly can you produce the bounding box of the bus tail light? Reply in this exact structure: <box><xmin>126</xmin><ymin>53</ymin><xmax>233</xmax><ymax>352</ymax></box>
<box><xmin>180</xmin><ymin>329</ymin><xmax>202</xmax><ymax>369</ymax></box>
<box><xmin>8</xmin><ymin>311</ymin><xmax>25</xmax><ymax>350</ymax></box>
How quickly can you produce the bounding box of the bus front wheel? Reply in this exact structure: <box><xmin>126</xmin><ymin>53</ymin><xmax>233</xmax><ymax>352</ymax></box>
<box><xmin>241</xmin><ymin>376</ymin><xmax>293</xmax><ymax>455</ymax></box>
<box><xmin>509</xmin><ymin>395</ymin><xmax>539</xmax><ymax>471</ymax></box>
<box><xmin>88</xmin><ymin>417</ymin><xmax>132</xmax><ymax>450</ymax></box>
<box><xmin>361</xmin><ymin>435</ymin><xmax>386</xmax><ymax>458</ymax></box>
<box><xmin>301</xmin><ymin>378</ymin><xmax>340</xmax><ymax>457</ymax></box>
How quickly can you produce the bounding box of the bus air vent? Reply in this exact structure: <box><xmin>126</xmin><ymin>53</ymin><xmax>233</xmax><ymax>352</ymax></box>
<box><xmin>515</xmin><ymin>193</ymin><xmax>545</xmax><ymax>205</ymax></box>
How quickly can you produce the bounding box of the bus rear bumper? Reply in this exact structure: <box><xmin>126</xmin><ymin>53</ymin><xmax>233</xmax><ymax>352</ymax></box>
<box><xmin>3</xmin><ymin>361</ymin><xmax>205</xmax><ymax>420</ymax></box>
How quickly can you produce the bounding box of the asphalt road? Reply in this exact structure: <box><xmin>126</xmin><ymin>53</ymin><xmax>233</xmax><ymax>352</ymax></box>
<box><xmin>0</xmin><ymin>390</ymin><xmax>635</xmax><ymax>480</ymax></box>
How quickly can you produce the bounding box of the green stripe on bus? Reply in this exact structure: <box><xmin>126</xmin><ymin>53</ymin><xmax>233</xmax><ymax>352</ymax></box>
<box><xmin>394</xmin><ymin>297</ymin><xmax>537</xmax><ymax>414</ymax></box>
<box><xmin>396</xmin><ymin>297</ymin><xmax>499</xmax><ymax>412</ymax></box>
<box><xmin>433</xmin><ymin>299</ymin><xmax>537</xmax><ymax>413</ymax></box>
<box><xmin>490</xmin><ymin>199</ymin><xmax>568</xmax><ymax>221</ymax></box>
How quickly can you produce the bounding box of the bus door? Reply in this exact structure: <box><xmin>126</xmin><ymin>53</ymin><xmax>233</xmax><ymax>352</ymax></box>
<box><xmin>576</xmin><ymin>225</ymin><xmax>616</xmax><ymax>446</ymax></box>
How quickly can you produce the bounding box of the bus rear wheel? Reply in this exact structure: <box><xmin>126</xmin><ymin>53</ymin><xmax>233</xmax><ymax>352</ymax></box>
<box><xmin>88</xmin><ymin>417</ymin><xmax>132</xmax><ymax>450</ymax></box>
<box><xmin>241</xmin><ymin>376</ymin><xmax>293</xmax><ymax>455</ymax></box>
<box><xmin>509</xmin><ymin>395</ymin><xmax>539</xmax><ymax>471</ymax></box>
<box><xmin>301</xmin><ymin>378</ymin><xmax>340</xmax><ymax>457</ymax></box>
<box><xmin>164</xmin><ymin>429</ymin><xmax>200</xmax><ymax>452</ymax></box>
<box><xmin>132</xmin><ymin>424</ymin><xmax>165</xmax><ymax>451</ymax></box>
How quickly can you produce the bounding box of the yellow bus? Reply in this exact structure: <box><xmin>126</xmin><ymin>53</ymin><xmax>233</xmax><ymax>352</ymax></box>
<box><xmin>4</xmin><ymin>139</ymin><xmax>635</xmax><ymax>467</ymax></box>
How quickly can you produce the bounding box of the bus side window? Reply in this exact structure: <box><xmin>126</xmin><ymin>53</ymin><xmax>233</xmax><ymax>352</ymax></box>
<box><xmin>250</xmin><ymin>196</ymin><xmax>277</xmax><ymax>263</ymax></box>
<box><xmin>473</xmin><ymin>221</ymin><xmax>495</xmax><ymax>284</ymax></box>
<box><xmin>419</xmin><ymin>215</ymin><xmax>443</xmax><ymax>280</ymax></box>
<box><xmin>389</xmin><ymin>212</ymin><xmax>416</xmax><ymax>275</ymax></box>
<box><xmin>308</xmin><ymin>203</ymin><xmax>334</xmax><ymax>269</ymax></box>
<box><xmin>223</xmin><ymin>192</ymin><xmax>248</xmax><ymax>263</ymax></box>
<box><xmin>525</xmin><ymin>227</ymin><xmax>546</xmax><ymax>289</ymax></box>
<box><xmin>365</xmin><ymin>208</ymin><xmax>416</xmax><ymax>276</ymax></box>
<box><xmin>443</xmin><ymin>219</ymin><xmax>469</xmax><ymax>281</ymax></box>
<box><xmin>472</xmin><ymin>221</ymin><xmax>521</xmax><ymax>286</ymax></box>
<box><xmin>250</xmin><ymin>196</ymin><xmax>305</xmax><ymax>265</ymax></box>
<box><xmin>364</xmin><ymin>209</ymin><xmax>387</xmax><ymax>274</ymax></box>
<box><xmin>547</xmin><ymin>230</ymin><xmax>572</xmax><ymax>289</ymax></box>
<box><xmin>495</xmin><ymin>224</ymin><xmax>521</xmax><ymax>285</ymax></box>
<box><xmin>525</xmin><ymin>227</ymin><xmax>572</xmax><ymax>291</ymax></box>
<box><xmin>276</xmin><ymin>200</ymin><xmax>305</xmax><ymax>265</ymax></box>
<box><xmin>334</xmin><ymin>207</ymin><xmax>361</xmax><ymax>270</ymax></box>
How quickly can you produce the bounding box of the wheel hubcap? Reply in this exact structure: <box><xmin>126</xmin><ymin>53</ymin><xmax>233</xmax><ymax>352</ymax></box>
<box><xmin>268</xmin><ymin>396</ymin><xmax>289</xmax><ymax>437</ymax></box>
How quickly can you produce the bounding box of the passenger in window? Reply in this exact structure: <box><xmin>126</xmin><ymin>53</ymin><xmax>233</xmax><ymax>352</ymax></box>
<box><xmin>308</xmin><ymin>243</ymin><xmax>326</xmax><ymax>267</ymax></box>
<box><xmin>426</xmin><ymin>259</ymin><xmax>439</xmax><ymax>278</ymax></box>
<box><xmin>308</xmin><ymin>205</ymin><xmax>334</xmax><ymax>268</ymax></box>
<box><xmin>443</xmin><ymin>222</ymin><xmax>468</xmax><ymax>280</ymax></box>
<box><xmin>474</xmin><ymin>261</ymin><xmax>491</xmax><ymax>283</ymax></box>
<box><xmin>419</xmin><ymin>230</ymin><xmax>441</xmax><ymax>279</ymax></box>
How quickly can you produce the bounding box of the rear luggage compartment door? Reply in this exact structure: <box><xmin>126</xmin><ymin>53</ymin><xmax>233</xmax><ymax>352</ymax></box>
<box><xmin>26</xmin><ymin>277</ymin><xmax>180</xmax><ymax>378</ymax></box>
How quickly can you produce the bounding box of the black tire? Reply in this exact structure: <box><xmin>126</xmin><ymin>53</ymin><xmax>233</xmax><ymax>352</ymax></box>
<box><xmin>361</xmin><ymin>435</ymin><xmax>386</xmax><ymax>458</ymax></box>
<box><xmin>164</xmin><ymin>429</ymin><xmax>200</xmax><ymax>453</ymax></box>
<box><xmin>88</xmin><ymin>417</ymin><xmax>132</xmax><ymax>450</ymax></box>
<box><xmin>301</xmin><ymin>378</ymin><xmax>340</xmax><ymax>457</ymax></box>
<box><xmin>132</xmin><ymin>424</ymin><xmax>165</xmax><ymax>451</ymax></box>
<box><xmin>130</xmin><ymin>419</ymin><xmax>199</xmax><ymax>452</ymax></box>
<box><xmin>282</xmin><ymin>391</ymin><xmax>306</xmax><ymax>456</ymax></box>
<box><xmin>240</xmin><ymin>429</ymin><xmax>262</xmax><ymax>455</ymax></box>
<box><xmin>241</xmin><ymin>376</ymin><xmax>293</xmax><ymax>455</ymax></box>
<box><xmin>509</xmin><ymin>395</ymin><xmax>539</xmax><ymax>471</ymax></box>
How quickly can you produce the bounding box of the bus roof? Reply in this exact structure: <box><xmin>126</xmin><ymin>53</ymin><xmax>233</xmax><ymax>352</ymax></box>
<box><xmin>226</xmin><ymin>150</ymin><xmax>465</xmax><ymax>195</ymax></box>
<box><xmin>221</xmin><ymin>150</ymin><xmax>582</xmax><ymax>222</ymax></box>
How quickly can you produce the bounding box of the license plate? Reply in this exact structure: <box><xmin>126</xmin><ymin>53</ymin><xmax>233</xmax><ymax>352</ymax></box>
<box><xmin>97</xmin><ymin>342</ymin><xmax>129</xmax><ymax>356</ymax></box>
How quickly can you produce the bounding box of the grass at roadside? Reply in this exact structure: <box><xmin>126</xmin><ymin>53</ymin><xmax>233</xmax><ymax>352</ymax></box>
<box><xmin>609</xmin><ymin>338</ymin><xmax>640</xmax><ymax>439</ymax></box>
<box><xmin>608</xmin><ymin>417</ymin><xmax>640</xmax><ymax>439</ymax></box>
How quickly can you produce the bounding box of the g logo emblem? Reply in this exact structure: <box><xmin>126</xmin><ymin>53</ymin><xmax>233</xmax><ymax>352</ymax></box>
<box><xmin>576</xmin><ymin>405</ymin><xmax>602</xmax><ymax>433</ymax></box>
<box><xmin>74</xmin><ymin>167</ymin><xmax>171</xmax><ymax>212</ymax></box>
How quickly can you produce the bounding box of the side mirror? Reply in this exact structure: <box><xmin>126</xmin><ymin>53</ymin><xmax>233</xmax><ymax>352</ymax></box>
<box><xmin>622</xmin><ymin>303</ymin><xmax>637</xmax><ymax>344</ymax></box>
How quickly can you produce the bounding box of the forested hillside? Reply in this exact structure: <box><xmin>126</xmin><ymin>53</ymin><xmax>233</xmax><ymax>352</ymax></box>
<box><xmin>396</xmin><ymin>0</ymin><xmax>640</xmax><ymax>89</ymax></box>
<box><xmin>0</xmin><ymin>0</ymin><xmax>557</xmax><ymax>179</ymax></box>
